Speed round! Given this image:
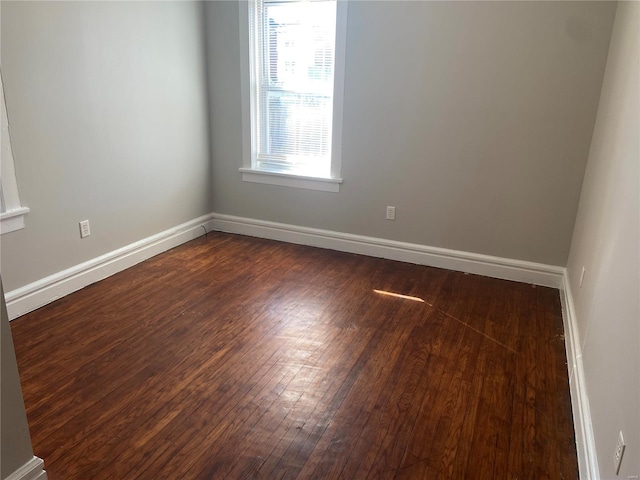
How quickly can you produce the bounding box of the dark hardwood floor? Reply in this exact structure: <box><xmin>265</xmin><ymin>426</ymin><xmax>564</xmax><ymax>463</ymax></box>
<box><xmin>10</xmin><ymin>232</ymin><xmax>578</xmax><ymax>479</ymax></box>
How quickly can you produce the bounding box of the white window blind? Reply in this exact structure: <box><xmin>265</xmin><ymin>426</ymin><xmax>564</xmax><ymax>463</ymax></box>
<box><xmin>252</xmin><ymin>0</ymin><xmax>337</xmax><ymax>178</ymax></box>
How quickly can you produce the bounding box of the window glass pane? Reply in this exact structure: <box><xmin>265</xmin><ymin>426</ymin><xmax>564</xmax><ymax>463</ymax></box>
<box><xmin>264</xmin><ymin>2</ymin><xmax>336</xmax><ymax>92</ymax></box>
<box><xmin>256</xmin><ymin>0</ymin><xmax>336</xmax><ymax>174</ymax></box>
<box><xmin>266</xmin><ymin>92</ymin><xmax>332</xmax><ymax>160</ymax></box>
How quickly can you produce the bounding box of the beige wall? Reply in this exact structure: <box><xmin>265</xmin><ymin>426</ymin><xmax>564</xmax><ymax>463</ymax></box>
<box><xmin>567</xmin><ymin>2</ymin><xmax>639</xmax><ymax>477</ymax></box>
<box><xmin>1</xmin><ymin>281</ymin><xmax>35</xmax><ymax>478</ymax></box>
<box><xmin>0</xmin><ymin>1</ymin><xmax>617</xmax><ymax>286</ymax></box>
<box><xmin>0</xmin><ymin>1</ymin><xmax>211</xmax><ymax>292</ymax></box>
<box><xmin>206</xmin><ymin>0</ymin><xmax>615</xmax><ymax>266</ymax></box>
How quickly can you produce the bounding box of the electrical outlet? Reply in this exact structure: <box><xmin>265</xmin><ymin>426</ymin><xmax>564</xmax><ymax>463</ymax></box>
<box><xmin>614</xmin><ymin>430</ymin><xmax>625</xmax><ymax>475</ymax></box>
<box><xmin>79</xmin><ymin>220</ymin><xmax>91</xmax><ymax>238</ymax></box>
<box><xmin>386</xmin><ymin>206</ymin><xmax>396</xmax><ymax>220</ymax></box>
<box><xmin>580</xmin><ymin>266</ymin><xmax>586</xmax><ymax>288</ymax></box>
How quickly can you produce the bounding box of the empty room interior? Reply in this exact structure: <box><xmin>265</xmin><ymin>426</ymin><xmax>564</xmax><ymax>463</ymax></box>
<box><xmin>0</xmin><ymin>1</ymin><xmax>638</xmax><ymax>480</ymax></box>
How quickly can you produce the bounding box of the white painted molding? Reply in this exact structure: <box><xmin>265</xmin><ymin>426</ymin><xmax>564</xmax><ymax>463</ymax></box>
<box><xmin>0</xmin><ymin>206</ymin><xmax>30</xmax><ymax>234</ymax></box>
<box><xmin>5</xmin><ymin>456</ymin><xmax>47</xmax><ymax>480</ymax></box>
<box><xmin>239</xmin><ymin>168</ymin><xmax>342</xmax><ymax>193</ymax></box>
<box><xmin>211</xmin><ymin>213</ymin><xmax>564</xmax><ymax>288</ymax></box>
<box><xmin>5</xmin><ymin>214</ymin><xmax>215</xmax><ymax>320</ymax></box>
<box><xmin>560</xmin><ymin>273</ymin><xmax>599</xmax><ymax>480</ymax></box>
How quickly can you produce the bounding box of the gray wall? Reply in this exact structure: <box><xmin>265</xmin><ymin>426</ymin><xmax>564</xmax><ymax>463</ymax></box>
<box><xmin>206</xmin><ymin>1</ymin><xmax>616</xmax><ymax>266</ymax></box>
<box><xmin>567</xmin><ymin>2</ymin><xmax>639</xmax><ymax>477</ymax></box>
<box><xmin>0</xmin><ymin>2</ymin><xmax>635</xmax><ymax>477</ymax></box>
<box><xmin>0</xmin><ymin>1</ymin><xmax>211</xmax><ymax>292</ymax></box>
<box><xmin>1</xmin><ymin>281</ymin><xmax>35</xmax><ymax>478</ymax></box>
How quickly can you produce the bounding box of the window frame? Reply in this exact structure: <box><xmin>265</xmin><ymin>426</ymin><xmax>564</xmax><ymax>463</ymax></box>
<box><xmin>1</xmin><ymin>71</ymin><xmax>29</xmax><ymax>235</ymax></box>
<box><xmin>239</xmin><ymin>0</ymin><xmax>347</xmax><ymax>193</ymax></box>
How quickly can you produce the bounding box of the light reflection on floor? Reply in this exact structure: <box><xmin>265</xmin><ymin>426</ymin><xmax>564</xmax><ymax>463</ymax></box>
<box><xmin>372</xmin><ymin>289</ymin><xmax>425</xmax><ymax>303</ymax></box>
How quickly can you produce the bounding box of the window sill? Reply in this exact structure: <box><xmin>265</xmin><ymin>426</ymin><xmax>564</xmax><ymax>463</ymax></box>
<box><xmin>0</xmin><ymin>206</ymin><xmax>30</xmax><ymax>234</ymax></box>
<box><xmin>240</xmin><ymin>168</ymin><xmax>342</xmax><ymax>193</ymax></box>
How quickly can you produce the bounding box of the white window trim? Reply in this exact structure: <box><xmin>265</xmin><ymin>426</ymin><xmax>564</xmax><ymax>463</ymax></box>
<box><xmin>1</xmin><ymin>71</ymin><xmax>29</xmax><ymax>235</ymax></box>
<box><xmin>239</xmin><ymin>167</ymin><xmax>342</xmax><ymax>192</ymax></box>
<box><xmin>238</xmin><ymin>0</ymin><xmax>347</xmax><ymax>193</ymax></box>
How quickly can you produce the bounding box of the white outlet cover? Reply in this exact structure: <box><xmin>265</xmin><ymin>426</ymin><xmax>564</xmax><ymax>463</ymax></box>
<box><xmin>79</xmin><ymin>220</ymin><xmax>90</xmax><ymax>238</ymax></box>
<box><xmin>386</xmin><ymin>206</ymin><xmax>396</xmax><ymax>220</ymax></box>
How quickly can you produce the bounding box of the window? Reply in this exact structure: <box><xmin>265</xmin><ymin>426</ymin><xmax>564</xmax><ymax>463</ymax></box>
<box><xmin>1</xmin><ymin>71</ymin><xmax>29</xmax><ymax>234</ymax></box>
<box><xmin>240</xmin><ymin>0</ymin><xmax>347</xmax><ymax>192</ymax></box>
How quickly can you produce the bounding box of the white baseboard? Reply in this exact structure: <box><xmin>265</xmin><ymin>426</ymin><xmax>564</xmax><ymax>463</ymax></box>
<box><xmin>5</xmin><ymin>212</ymin><xmax>563</xmax><ymax>321</ymax></box>
<box><xmin>560</xmin><ymin>273</ymin><xmax>599</xmax><ymax>480</ymax></box>
<box><xmin>5</xmin><ymin>456</ymin><xmax>47</xmax><ymax>480</ymax></box>
<box><xmin>5</xmin><ymin>214</ymin><xmax>215</xmax><ymax>320</ymax></box>
<box><xmin>211</xmin><ymin>213</ymin><xmax>564</xmax><ymax>288</ymax></box>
